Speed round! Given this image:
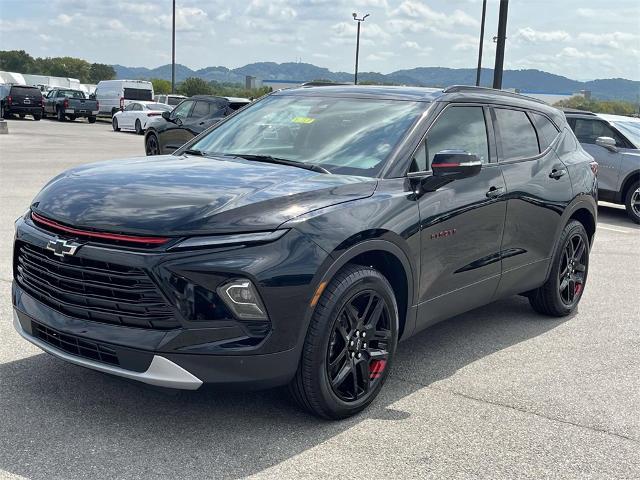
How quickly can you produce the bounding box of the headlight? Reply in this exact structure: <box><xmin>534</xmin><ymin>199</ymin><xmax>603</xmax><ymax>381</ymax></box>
<box><xmin>217</xmin><ymin>279</ymin><xmax>268</xmax><ymax>320</ymax></box>
<box><xmin>169</xmin><ymin>230</ymin><xmax>288</xmax><ymax>251</ymax></box>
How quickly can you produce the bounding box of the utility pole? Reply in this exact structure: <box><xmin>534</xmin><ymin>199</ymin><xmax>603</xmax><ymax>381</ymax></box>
<box><xmin>352</xmin><ymin>12</ymin><xmax>369</xmax><ymax>85</ymax></box>
<box><xmin>171</xmin><ymin>0</ymin><xmax>176</xmax><ymax>94</ymax></box>
<box><xmin>493</xmin><ymin>0</ymin><xmax>509</xmax><ymax>89</ymax></box>
<box><xmin>475</xmin><ymin>0</ymin><xmax>487</xmax><ymax>86</ymax></box>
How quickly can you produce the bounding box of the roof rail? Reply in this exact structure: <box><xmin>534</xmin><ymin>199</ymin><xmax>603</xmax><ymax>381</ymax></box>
<box><xmin>561</xmin><ymin>108</ymin><xmax>596</xmax><ymax>115</ymax></box>
<box><xmin>300</xmin><ymin>81</ymin><xmax>350</xmax><ymax>87</ymax></box>
<box><xmin>443</xmin><ymin>85</ymin><xmax>548</xmax><ymax>105</ymax></box>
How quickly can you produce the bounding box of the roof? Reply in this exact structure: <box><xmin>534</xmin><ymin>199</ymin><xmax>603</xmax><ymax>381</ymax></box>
<box><xmin>189</xmin><ymin>95</ymin><xmax>250</xmax><ymax>103</ymax></box>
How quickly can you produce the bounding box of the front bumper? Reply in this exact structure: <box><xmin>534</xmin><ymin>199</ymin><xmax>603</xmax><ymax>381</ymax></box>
<box><xmin>12</xmin><ymin>215</ymin><xmax>329</xmax><ymax>389</ymax></box>
<box><xmin>13</xmin><ymin>299</ymin><xmax>301</xmax><ymax>390</ymax></box>
<box><xmin>13</xmin><ymin>309</ymin><xmax>202</xmax><ymax>389</ymax></box>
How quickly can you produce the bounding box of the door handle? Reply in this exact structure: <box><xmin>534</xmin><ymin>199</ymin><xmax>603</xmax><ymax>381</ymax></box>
<box><xmin>486</xmin><ymin>186</ymin><xmax>504</xmax><ymax>198</ymax></box>
<box><xmin>549</xmin><ymin>168</ymin><xmax>566</xmax><ymax>179</ymax></box>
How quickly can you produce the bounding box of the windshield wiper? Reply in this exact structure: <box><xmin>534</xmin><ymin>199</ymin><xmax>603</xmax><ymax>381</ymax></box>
<box><xmin>228</xmin><ymin>154</ymin><xmax>330</xmax><ymax>174</ymax></box>
<box><xmin>183</xmin><ymin>149</ymin><xmax>206</xmax><ymax>156</ymax></box>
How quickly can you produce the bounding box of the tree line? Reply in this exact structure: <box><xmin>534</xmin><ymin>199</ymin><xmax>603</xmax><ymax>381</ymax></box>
<box><xmin>553</xmin><ymin>96</ymin><xmax>638</xmax><ymax>116</ymax></box>
<box><xmin>0</xmin><ymin>50</ymin><xmax>115</xmax><ymax>84</ymax></box>
<box><xmin>151</xmin><ymin>77</ymin><xmax>272</xmax><ymax>99</ymax></box>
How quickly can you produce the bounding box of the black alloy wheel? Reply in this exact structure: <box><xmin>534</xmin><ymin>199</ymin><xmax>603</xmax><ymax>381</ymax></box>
<box><xmin>327</xmin><ymin>290</ymin><xmax>392</xmax><ymax>402</ymax></box>
<box><xmin>625</xmin><ymin>182</ymin><xmax>640</xmax><ymax>224</ymax></box>
<box><xmin>557</xmin><ymin>232</ymin><xmax>587</xmax><ymax>307</ymax></box>
<box><xmin>290</xmin><ymin>264</ymin><xmax>398</xmax><ymax>419</ymax></box>
<box><xmin>529</xmin><ymin>220</ymin><xmax>589</xmax><ymax>316</ymax></box>
<box><xmin>145</xmin><ymin>133</ymin><xmax>160</xmax><ymax>155</ymax></box>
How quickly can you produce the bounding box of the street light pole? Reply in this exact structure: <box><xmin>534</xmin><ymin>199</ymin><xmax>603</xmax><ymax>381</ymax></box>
<box><xmin>352</xmin><ymin>12</ymin><xmax>369</xmax><ymax>85</ymax></box>
<box><xmin>493</xmin><ymin>0</ymin><xmax>509</xmax><ymax>89</ymax></box>
<box><xmin>171</xmin><ymin>0</ymin><xmax>176</xmax><ymax>94</ymax></box>
<box><xmin>475</xmin><ymin>0</ymin><xmax>487</xmax><ymax>86</ymax></box>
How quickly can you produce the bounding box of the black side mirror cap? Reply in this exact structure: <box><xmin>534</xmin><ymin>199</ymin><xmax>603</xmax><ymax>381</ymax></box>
<box><xmin>432</xmin><ymin>150</ymin><xmax>482</xmax><ymax>180</ymax></box>
<box><xmin>162</xmin><ymin>110</ymin><xmax>172</xmax><ymax>121</ymax></box>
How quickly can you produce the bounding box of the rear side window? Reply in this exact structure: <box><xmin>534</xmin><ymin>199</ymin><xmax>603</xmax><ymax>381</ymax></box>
<box><xmin>531</xmin><ymin>113</ymin><xmax>559</xmax><ymax>151</ymax></box>
<box><xmin>123</xmin><ymin>88</ymin><xmax>152</xmax><ymax>101</ymax></box>
<box><xmin>10</xmin><ymin>86</ymin><xmax>41</xmax><ymax>96</ymax></box>
<box><xmin>494</xmin><ymin>108</ymin><xmax>539</xmax><ymax>160</ymax></box>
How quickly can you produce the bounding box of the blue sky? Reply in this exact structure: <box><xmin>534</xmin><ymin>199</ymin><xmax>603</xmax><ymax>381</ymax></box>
<box><xmin>1</xmin><ymin>0</ymin><xmax>639</xmax><ymax>80</ymax></box>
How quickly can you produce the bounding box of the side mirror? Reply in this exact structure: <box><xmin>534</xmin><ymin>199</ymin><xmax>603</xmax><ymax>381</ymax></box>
<box><xmin>431</xmin><ymin>150</ymin><xmax>482</xmax><ymax>180</ymax></box>
<box><xmin>162</xmin><ymin>110</ymin><xmax>172</xmax><ymax>121</ymax></box>
<box><xmin>595</xmin><ymin>136</ymin><xmax>617</xmax><ymax>152</ymax></box>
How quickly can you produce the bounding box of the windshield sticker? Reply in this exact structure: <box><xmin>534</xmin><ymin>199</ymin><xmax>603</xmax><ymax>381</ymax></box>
<box><xmin>292</xmin><ymin>116</ymin><xmax>315</xmax><ymax>124</ymax></box>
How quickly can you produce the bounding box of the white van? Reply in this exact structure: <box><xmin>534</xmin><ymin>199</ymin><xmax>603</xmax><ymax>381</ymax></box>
<box><xmin>95</xmin><ymin>80</ymin><xmax>154</xmax><ymax>116</ymax></box>
<box><xmin>154</xmin><ymin>94</ymin><xmax>187</xmax><ymax>106</ymax></box>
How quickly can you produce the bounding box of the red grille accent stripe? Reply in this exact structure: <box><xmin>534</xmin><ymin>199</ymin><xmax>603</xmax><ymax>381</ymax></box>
<box><xmin>31</xmin><ymin>212</ymin><xmax>170</xmax><ymax>245</ymax></box>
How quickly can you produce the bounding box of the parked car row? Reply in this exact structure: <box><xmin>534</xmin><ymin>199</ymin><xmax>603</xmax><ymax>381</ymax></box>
<box><xmin>43</xmin><ymin>88</ymin><xmax>99</xmax><ymax>123</ymax></box>
<box><xmin>0</xmin><ymin>84</ymin><xmax>43</xmax><ymax>120</ymax></box>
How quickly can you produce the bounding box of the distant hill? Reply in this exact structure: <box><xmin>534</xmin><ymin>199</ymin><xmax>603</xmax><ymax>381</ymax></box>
<box><xmin>113</xmin><ymin>62</ymin><xmax>640</xmax><ymax>102</ymax></box>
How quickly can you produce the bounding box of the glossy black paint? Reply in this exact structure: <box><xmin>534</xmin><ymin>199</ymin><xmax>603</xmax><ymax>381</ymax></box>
<box><xmin>13</xmin><ymin>85</ymin><xmax>597</xmax><ymax>389</ymax></box>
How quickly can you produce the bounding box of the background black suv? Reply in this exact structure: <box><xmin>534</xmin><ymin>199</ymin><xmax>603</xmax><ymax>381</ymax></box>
<box><xmin>144</xmin><ymin>95</ymin><xmax>250</xmax><ymax>155</ymax></box>
<box><xmin>13</xmin><ymin>85</ymin><xmax>597</xmax><ymax>419</ymax></box>
<box><xmin>0</xmin><ymin>84</ymin><xmax>43</xmax><ymax>120</ymax></box>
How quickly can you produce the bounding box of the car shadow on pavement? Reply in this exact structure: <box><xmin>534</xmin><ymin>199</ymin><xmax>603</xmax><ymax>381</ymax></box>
<box><xmin>0</xmin><ymin>295</ymin><xmax>570</xmax><ymax>479</ymax></box>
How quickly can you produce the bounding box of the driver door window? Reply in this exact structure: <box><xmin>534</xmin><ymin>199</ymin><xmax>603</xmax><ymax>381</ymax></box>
<box><xmin>172</xmin><ymin>101</ymin><xmax>194</xmax><ymax>121</ymax></box>
<box><xmin>411</xmin><ymin>106</ymin><xmax>489</xmax><ymax>173</ymax></box>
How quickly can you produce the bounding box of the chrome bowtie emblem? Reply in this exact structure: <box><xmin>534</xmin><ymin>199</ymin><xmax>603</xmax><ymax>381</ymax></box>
<box><xmin>46</xmin><ymin>238</ymin><xmax>81</xmax><ymax>257</ymax></box>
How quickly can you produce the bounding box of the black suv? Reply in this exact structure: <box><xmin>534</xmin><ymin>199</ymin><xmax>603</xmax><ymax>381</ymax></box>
<box><xmin>0</xmin><ymin>84</ymin><xmax>43</xmax><ymax>120</ymax></box>
<box><xmin>13</xmin><ymin>85</ymin><xmax>597</xmax><ymax>419</ymax></box>
<box><xmin>144</xmin><ymin>95</ymin><xmax>250</xmax><ymax>155</ymax></box>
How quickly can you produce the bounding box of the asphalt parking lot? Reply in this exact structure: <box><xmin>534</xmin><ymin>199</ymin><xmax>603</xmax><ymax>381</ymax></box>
<box><xmin>0</xmin><ymin>118</ymin><xmax>638</xmax><ymax>479</ymax></box>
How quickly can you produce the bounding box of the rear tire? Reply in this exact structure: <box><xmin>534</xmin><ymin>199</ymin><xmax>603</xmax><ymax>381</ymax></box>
<box><xmin>57</xmin><ymin>108</ymin><xmax>65</xmax><ymax>122</ymax></box>
<box><xmin>68</xmin><ymin>115</ymin><xmax>76</xmax><ymax>121</ymax></box>
<box><xmin>529</xmin><ymin>220</ymin><xmax>589</xmax><ymax>316</ymax></box>
<box><xmin>112</xmin><ymin>117</ymin><xmax>120</xmax><ymax>131</ymax></box>
<box><xmin>135</xmin><ymin>119</ymin><xmax>143</xmax><ymax>135</ymax></box>
<box><xmin>88</xmin><ymin>116</ymin><xmax>96</xmax><ymax>124</ymax></box>
<box><xmin>289</xmin><ymin>264</ymin><xmax>398</xmax><ymax>419</ymax></box>
<box><xmin>624</xmin><ymin>181</ymin><xmax>640</xmax><ymax>224</ymax></box>
<box><xmin>33</xmin><ymin>114</ymin><xmax>41</xmax><ymax>121</ymax></box>
<box><xmin>19</xmin><ymin>113</ymin><xmax>25</xmax><ymax>119</ymax></box>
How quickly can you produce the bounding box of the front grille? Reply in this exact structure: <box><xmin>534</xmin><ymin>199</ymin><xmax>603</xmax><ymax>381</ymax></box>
<box><xmin>15</xmin><ymin>242</ymin><xmax>179</xmax><ymax>329</ymax></box>
<box><xmin>32</xmin><ymin>321</ymin><xmax>120</xmax><ymax>367</ymax></box>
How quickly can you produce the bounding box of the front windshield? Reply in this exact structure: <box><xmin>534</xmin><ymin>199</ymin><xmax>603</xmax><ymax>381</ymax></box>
<box><xmin>611</xmin><ymin>120</ymin><xmax>640</xmax><ymax>148</ymax></box>
<box><xmin>190</xmin><ymin>95</ymin><xmax>426</xmax><ymax>176</ymax></box>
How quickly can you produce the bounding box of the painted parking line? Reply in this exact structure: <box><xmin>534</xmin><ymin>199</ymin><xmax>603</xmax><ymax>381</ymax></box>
<box><xmin>598</xmin><ymin>225</ymin><xmax>635</xmax><ymax>234</ymax></box>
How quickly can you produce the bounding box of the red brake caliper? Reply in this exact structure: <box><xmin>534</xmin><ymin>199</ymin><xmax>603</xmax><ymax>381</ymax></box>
<box><xmin>369</xmin><ymin>359</ymin><xmax>387</xmax><ymax>379</ymax></box>
<box><xmin>574</xmin><ymin>283</ymin><xmax>583</xmax><ymax>296</ymax></box>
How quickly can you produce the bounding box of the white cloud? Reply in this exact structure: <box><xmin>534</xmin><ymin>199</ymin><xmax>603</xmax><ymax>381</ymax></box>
<box><xmin>402</xmin><ymin>41</ymin><xmax>419</xmax><ymax>49</ymax></box>
<box><xmin>578</xmin><ymin>32</ymin><xmax>640</xmax><ymax>49</ymax></box>
<box><xmin>153</xmin><ymin>7</ymin><xmax>209</xmax><ymax>32</ymax></box>
<box><xmin>392</xmin><ymin>1</ymin><xmax>478</xmax><ymax>27</ymax></box>
<box><xmin>246</xmin><ymin>0</ymin><xmax>297</xmax><ymax>21</ymax></box>
<box><xmin>514</xmin><ymin>27</ymin><xmax>571</xmax><ymax>43</ymax></box>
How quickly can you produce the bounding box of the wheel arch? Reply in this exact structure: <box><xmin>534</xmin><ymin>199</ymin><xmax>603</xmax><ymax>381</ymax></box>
<box><xmin>618</xmin><ymin>170</ymin><xmax>639</xmax><ymax>203</ymax></box>
<box><xmin>310</xmin><ymin>239</ymin><xmax>416</xmax><ymax>341</ymax></box>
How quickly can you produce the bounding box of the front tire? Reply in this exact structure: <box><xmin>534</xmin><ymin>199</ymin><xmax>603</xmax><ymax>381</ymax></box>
<box><xmin>290</xmin><ymin>264</ymin><xmax>398</xmax><ymax>419</ymax></box>
<box><xmin>112</xmin><ymin>117</ymin><xmax>120</xmax><ymax>131</ymax></box>
<box><xmin>624</xmin><ymin>182</ymin><xmax>640</xmax><ymax>224</ymax></box>
<box><xmin>88</xmin><ymin>116</ymin><xmax>96</xmax><ymax>124</ymax></box>
<box><xmin>33</xmin><ymin>114</ymin><xmax>41</xmax><ymax>121</ymax></box>
<box><xmin>529</xmin><ymin>220</ymin><xmax>590</xmax><ymax>316</ymax></box>
<box><xmin>145</xmin><ymin>132</ymin><xmax>160</xmax><ymax>155</ymax></box>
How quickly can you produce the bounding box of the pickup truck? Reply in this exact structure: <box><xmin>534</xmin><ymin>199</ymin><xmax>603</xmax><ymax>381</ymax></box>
<box><xmin>43</xmin><ymin>89</ymin><xmax>99</xmax><ymax>123</ymax></box>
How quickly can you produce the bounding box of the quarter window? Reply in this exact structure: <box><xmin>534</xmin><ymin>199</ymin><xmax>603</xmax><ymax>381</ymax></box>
<box><xmin>423</xmin><ymin>106</ymin><xmax>489</xmax><ymax>169</ymax></box>
<box><xmin>531</xmin><ymin>112</ymin><xmax>559</xmax><ymax>151</ymax></box>
<box><xmin>494</xmin><ymin>109</ymin><xmax>539</xmax><ymax>160</ymax></box>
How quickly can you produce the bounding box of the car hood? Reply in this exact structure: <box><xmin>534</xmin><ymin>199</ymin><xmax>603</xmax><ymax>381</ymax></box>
<box><xmin>31</xmin><ymin>155</ymin><xmax>376</xmax><ymax>236</ymax></box>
